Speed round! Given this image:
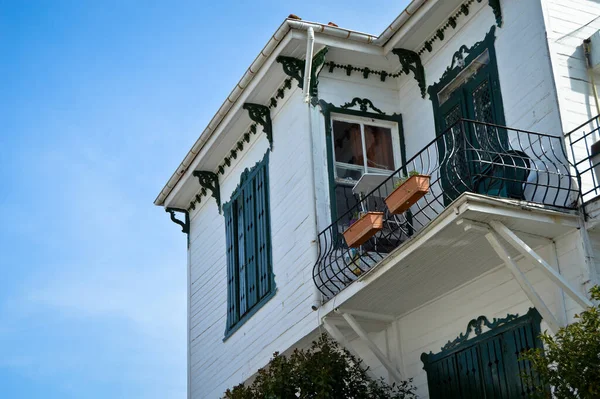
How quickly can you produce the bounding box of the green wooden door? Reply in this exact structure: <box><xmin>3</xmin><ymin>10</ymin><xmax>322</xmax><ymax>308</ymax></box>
<box><xmin>438</xmin><ymin>61</ymin><xmax>508</xmax><ymax>203</ymax></box>
<box><xmin>422</xmin><ymin>309</ymin><xmax>545</xmax><ymax>399</ymax></box>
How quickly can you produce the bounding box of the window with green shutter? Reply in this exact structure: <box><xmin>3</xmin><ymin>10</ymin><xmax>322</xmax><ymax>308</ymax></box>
<box><xmin>223</xmin><ymin>151</ymin><xmax>275</xmax><ymax>339</ymax></box>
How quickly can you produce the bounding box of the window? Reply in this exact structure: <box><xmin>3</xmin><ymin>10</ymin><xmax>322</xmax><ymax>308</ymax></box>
<box><xmin>223</xmin><ymin>152</ymin><xmax>274</xmax><ymax>337</ymax></box>
<box><xmin>332</xmin><ymin>118</ymin><xmax>398</xmax><ymax>182</ymax></box>
<box><xmin>330</xmin><ymin>115</ymin><xmax>402</xmax><ymax>221</ymax></box>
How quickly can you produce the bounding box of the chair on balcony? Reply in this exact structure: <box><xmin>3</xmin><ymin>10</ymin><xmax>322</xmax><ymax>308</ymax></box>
<box><xmin>473</xmin><ymin>150</ymin><xmax>531</xmax><ymax>200</ymax></box>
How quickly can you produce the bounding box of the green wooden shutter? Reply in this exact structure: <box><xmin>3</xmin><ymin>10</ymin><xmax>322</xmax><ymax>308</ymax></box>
<box><xmin>426</xmin><ymin>355</ymin><xmax>461</xmax><ymax>398</ymax></box>
<box><xmin>223</xmin><ymin>202</ymin><xmax>238</xmax><ymax>328</ymax></box>
<box><xmin>456</xmin><ymin>345</ymin><xmax>484</xmax><ymax>398</ymax></box>
<box><xmin>244</xmin><ymin>180</ymin><xmax>258</xmax><ymax>308</ymax></box>
<box><xmin>255</xmin><ymin>164</ymin><xmax>271</xmax><ymax>298</ymax></box>
<box><xmin>236</xmin><ymin>195</ymin><xmax>247</xmax><ymax>316</ymax></box>
<box><xmin>504</xmin><ymin>322</ymin><xmax>543</xmax><ymax>397</ymax></box>
<box><xmin>479</xmin><ymin>334</ymin><xmax>511</xmax><ymax>398</ymax></box>
<box><xmin>423</xmin><ymin>309</ymin><xmax>544</xmax><ymax>399</ymax></box>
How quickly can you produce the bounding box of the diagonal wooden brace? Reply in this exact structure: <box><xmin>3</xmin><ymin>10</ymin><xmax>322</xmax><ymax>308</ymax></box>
<box><xmin>485</xmin><ymin>230</ymin><xmax>562</xmax><ymax>334</ymax></box>
<box><xmin>489</xmin><ymin>220</ymin><xmax>593</xmax><ymax>310</ymax></box>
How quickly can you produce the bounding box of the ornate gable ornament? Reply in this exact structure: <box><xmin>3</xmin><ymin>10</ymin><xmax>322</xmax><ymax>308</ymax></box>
<box><xmin>340</xmin><ymin>98</ymin><xmax>385</xmax><ymax>115</ymax></box>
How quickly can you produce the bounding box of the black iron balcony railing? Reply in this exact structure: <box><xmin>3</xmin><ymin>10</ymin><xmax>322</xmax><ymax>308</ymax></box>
<box><xmin>565</xmin><ymin>115</ymin><xmax>600</xmax><ymax>204</ymax></box>
<box><xmin>313</xmin><ymin>119</ymin><xmax>581</xmax><ymax>300</ymax></box>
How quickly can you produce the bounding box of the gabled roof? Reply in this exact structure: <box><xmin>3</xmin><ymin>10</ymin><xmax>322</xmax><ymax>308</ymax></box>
<box><xmin>154</xmin><ymin>0</ymin><xmax>434</xmax><ymax>207</ymax></box>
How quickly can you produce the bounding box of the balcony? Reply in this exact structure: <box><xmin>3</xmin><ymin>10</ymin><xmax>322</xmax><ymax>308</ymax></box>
<box><xmin>313</xmin><ymin>119</ymin><xmax>581</xmax><ymax>301</ymax></box>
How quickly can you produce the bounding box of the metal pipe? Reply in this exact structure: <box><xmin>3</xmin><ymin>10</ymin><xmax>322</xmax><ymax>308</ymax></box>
<box><xmin>303</xmin><ymin>27</ymin><xmax>315</xmax><ymax>103</ymax></box>
<box><xmin>302</xmin><ymin>27</ymin><xmax>323</xmax><ymax>311</ymax></box>
<box><xmin>583</xmin><ymin>38</ymin><xmax>600</xmax><ymax>116</ymax></box>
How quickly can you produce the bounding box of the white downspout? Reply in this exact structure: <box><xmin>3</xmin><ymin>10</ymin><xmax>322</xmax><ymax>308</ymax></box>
<box><xmin>303</xmin><ymin>27</ymin><xmax>315</xmax><ymax>103</ymax></box>
<box><xmin>303</xmin><ymin>27</ymin><xmax>322</xmax><ymax>311</ymax></box>
<box><xmin>583</xmin><ymin>38</ymin><xmax>600</xmax><ymax>116</ymax></box>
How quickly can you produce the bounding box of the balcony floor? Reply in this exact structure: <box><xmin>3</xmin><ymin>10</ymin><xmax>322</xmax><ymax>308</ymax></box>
<box><xmin>319</xmin><ymin>193</ymin><xmax>580</xmax><ymax>318</ymax></box>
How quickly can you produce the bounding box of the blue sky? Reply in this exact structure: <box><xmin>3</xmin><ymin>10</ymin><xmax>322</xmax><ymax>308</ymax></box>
<box><xmin>0</xmin><ymin>1</ymin><xmax>409</xmax><ymax>397</ymax></box>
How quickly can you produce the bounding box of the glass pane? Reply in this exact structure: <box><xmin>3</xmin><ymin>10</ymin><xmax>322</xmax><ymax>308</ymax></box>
<box><xmin>335</xmin><ymin>165</ymin><xmax>362</xmax><ymax>182</ymax></box>
<box><xmin>333</xmin><ymin>120</ymin><xmax>364</xmax><ymax>169</ymax></box>
<box><xmin>364</xmin><ymin>125</ymin><xmax>394</xmax><ymax>170</ymax></box>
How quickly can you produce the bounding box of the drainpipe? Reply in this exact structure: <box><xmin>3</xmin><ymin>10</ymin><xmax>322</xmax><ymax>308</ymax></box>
<box><xmin>303</xmin><ymin>27</ymin><xmax>323</xmax><ymax>311</ymax></box>
<box><xmin>583</xmin><ymin>38</ymin><xmax>600</xmax><ymax>116</ymax></box>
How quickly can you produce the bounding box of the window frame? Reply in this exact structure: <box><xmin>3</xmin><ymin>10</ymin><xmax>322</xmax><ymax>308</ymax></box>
<box><xmin>330</xmin><ymin>114</ymin><xmax>402</xmax><ymax>184</ymax></box>
<box><xmin>319</xmin><ymin>100</ymin><xmax>406</xmax><ymax>224</ymax></box>
<box><xmin>223</xmin><ymin>151</ymin><xmax>276</xmax><ymax>340</ymax></box>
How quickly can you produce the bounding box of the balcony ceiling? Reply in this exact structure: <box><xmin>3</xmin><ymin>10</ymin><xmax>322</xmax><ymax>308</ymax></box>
<box><xmin>320</xmin><ymin>193</ymin><xmax>579</xmax><ymax>319</ymax></box>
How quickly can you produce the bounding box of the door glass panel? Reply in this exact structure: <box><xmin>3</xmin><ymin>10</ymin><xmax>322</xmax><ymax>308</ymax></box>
<box><xmin>364</xmin><ymin>124</ymin><xmax>394</xmax><ymax>171</ymax></box>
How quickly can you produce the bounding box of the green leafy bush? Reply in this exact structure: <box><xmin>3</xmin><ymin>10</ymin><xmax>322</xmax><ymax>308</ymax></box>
<box><xmin>521</xmin><ymin>285</ymin><xmax>600</xmax><ymax>398</ymax></box>
<box><xmin>224</xmin><ymin>334</ymin><xmax>417</xmax><ymax>399</ymax></box>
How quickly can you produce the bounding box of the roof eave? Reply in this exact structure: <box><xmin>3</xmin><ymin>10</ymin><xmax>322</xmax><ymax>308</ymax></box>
<box><xmin>154</xmin><ymin>0</ymin><xmax>433</xmax><ymax>207</ymax></box>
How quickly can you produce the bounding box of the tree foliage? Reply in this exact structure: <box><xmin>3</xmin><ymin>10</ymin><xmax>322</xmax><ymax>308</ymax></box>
<box><xmin>521</xmin><ymin>285</ymin><xmax>600</xmax><ymax>398</ymax></box>
<box><xmin>224</xmin><ymin>334</ymin><xmax>417</xmax><ymax>399</ymax></box>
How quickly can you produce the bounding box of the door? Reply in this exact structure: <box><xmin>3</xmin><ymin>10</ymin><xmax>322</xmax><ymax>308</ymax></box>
<box><xmin>437</xmin><ymin>51</ymin><xmax>507</xmax><ymax>203</ymax></box>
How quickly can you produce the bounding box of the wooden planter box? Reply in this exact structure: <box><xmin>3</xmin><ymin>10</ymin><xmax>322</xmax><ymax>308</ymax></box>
<box><xmin>343</xmin><ymin>212</ymin><xmax>384</xmax><ymax>248</ymax></box>
<box><xmin>385</xmin><ymin>175</ymin><xmax>430</xmax><ymax>214</ymax></box>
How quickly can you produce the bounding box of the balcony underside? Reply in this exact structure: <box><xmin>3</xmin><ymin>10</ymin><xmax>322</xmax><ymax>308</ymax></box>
<box><xmin>319</xmin><ymin>193</ymin><xmax>579</xmax><ymax>319</ymax></box>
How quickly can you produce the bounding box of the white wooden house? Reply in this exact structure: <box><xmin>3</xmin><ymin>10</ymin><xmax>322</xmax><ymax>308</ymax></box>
<box><xmin>155</xmin><ymin>0</ymin><xmax>600</xmax><ymax>397</ymax></box>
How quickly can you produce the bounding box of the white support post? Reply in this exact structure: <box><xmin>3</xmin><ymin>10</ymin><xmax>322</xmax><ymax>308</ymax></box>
<box><xmin>341</xmin><ymin>313</ymin><xmax>405</xmax><ymax>383</ymax></box>
<box><xmin>322</xmin><ymin>319</ymin><xmax>377</xmax><ymax>380</ymax></box>
<box><xmin>489</xmin><ymin>220</ymin><xmax>593</xmax><ymax>309</ymax></box>
<box><xmin>485</xmin><ymin>231</ymin><xmax>562</xmax><ymax>333</ymax></box>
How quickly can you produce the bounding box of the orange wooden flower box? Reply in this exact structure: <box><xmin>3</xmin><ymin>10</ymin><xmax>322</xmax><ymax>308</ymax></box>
<box><xmin>385</xmin><ymin>175</ymin><xmax>430</xmax><ymax>214</ymax></box>
<box><xmin>343</xmin><ymin>211</ymin><xmax>384</xmax><ymax>248</ymax></box>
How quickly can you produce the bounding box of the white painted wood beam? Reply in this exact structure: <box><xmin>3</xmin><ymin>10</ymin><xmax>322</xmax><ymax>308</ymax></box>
<box><xmin>341</xmin><ymin>313</ymin><xmax>405</xmax><ymax>383</ymax></box>
<box><xmin>464</xmin><ymin>202</ymin><xmax>579</xmax><ymax>228</ymax></box>
<box><xmin>489</xmin><ymin>220</ymin><xmax>593</xmax><ymax>309</ymax></box>
<box><xmin>485</xmin><ymin>231</ymin><xmax>562</xmax><ymax>333</ymax></box>
<box><xmin>335</xmin><ymin>308</ymin><xmax>396</xmax><ymax>322</ymax></box>
<box><xmin>456</xmin><ymin>218</ymin><xmax>490</xmax><ymax>233</ymax></box>
<box><xmin>322</xmin><ymin>319</ymin><xmax>378</xmax><ymax>380</ymax></box>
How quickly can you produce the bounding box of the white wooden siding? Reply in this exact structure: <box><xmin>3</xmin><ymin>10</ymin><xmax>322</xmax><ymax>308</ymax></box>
<box><xmin>541</xmin><ymin>0</ymin><xmax>600</xmax><ymax>132</ymax></box>
<box><xmin>188</xmin><ymin>88</ymin><xmax>322</xmax><ymax>398</ymax></box>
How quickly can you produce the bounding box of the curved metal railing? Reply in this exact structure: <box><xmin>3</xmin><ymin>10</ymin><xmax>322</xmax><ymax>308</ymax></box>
<box><xmin>565</xmin><ymin>115</ymin><xmax>600</xmax><ymax>204</ymax></box>
<box><xmin>313</xmin><ymin>119</ymin><xmax>581</xmax><ymax>300</ymax></box>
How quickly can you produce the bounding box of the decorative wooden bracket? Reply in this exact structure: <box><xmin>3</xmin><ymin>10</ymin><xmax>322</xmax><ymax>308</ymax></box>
<box><xmin>340</xmin><ymin>98</ymin><xmax>385</xmax><ymax>114</ymax></box>
<box><xmin>392</xmin><ymin>49</ymin><xmax>426</xmax><ymax>98</ymax></box>
<box><xmin>243</xmin><ymin>103</ymin><xmax>273</xmax><ymax>149</ymax></box>
<box><xmin>276</xmin><ymin>56</ymin><xmax>304</xmax><ymax>88</ymax></box>
<box><xmin>166</xmin><ymin>207</ymin><xmax>189</xmax><ymax>235</ymax></box>
<box><xmin>192</xmin><ymin>171</ymin><xmax>221</xmax><ymax>213</ymax></box>
<box><xmin>487</xmin><ymin>0</ymin><xmax>502</xmax><ymax>27</ymax></box>
<box><xmin>276</xmin><ymin>47</ymin><xmax>328</xmax><ymax>104</ymax></box>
